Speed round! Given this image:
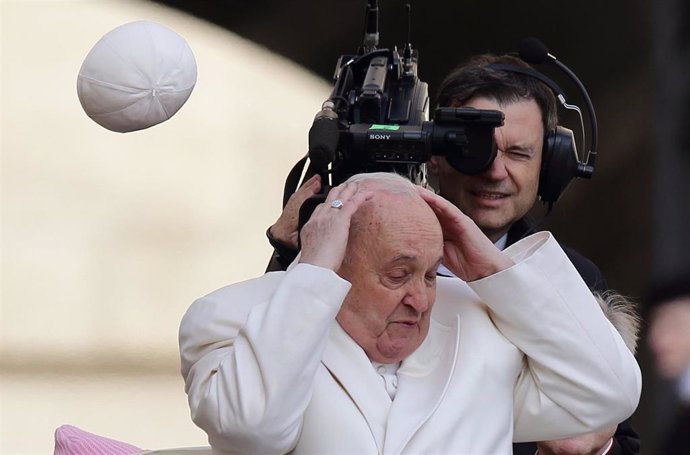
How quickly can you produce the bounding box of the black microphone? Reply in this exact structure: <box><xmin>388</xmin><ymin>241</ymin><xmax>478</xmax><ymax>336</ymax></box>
<box><xmin>308</xmin><ymin>101</ymin><xmax>340</xmax><ymax>172</ymax></box>
<box><xmin>518</xmin><ymin>37</ymin><xmax>597</xmax><ymax>176</ymax></box>
<box><xmin>518</xmin><ymin>37</ymin><xmax>554</xmax><ymax>64</ymax></box>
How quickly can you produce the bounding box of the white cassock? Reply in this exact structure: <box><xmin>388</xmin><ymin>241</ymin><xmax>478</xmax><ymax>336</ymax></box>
<box><xmin>179</xmin><ymin>232</ymin><xmax>641</xmax><ymax>455</ymax></box>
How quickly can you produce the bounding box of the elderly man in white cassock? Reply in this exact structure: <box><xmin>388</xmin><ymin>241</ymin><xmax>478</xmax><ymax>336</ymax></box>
<box><xmin>179</xmin><ymin>172</ymin><xmax>641</xmax><ymax>455</ymax></box>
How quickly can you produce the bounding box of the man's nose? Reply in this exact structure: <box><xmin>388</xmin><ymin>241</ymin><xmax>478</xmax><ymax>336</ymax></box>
<box><xmin>481</xmin><ymin>150</ymin><xmax>509</xmax><ymax>180</ymax></box>
<box><xmin>404</xmin><ymin>281</ymin><xmax>431</xmax><ymax>313</ymax></box>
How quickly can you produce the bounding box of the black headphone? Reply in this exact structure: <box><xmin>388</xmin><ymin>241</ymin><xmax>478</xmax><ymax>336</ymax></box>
<box><xmin>487</xmin><ymin>38</ymin><xmax>597</xmax><ymax>205</ymax></box>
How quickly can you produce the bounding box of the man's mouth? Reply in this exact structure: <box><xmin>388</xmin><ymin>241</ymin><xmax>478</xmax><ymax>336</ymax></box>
<box><xmin>472</xmin><ymin>191</ymin><xmax>508</xmax><ymax>200</ymax></box>
<box><xmin>394</xmin><ymin>320</ymin><xmax>419</xmax><ymax>327</ymax></box>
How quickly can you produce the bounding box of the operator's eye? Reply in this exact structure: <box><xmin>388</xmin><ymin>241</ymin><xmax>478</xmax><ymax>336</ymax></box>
<box><xmin>506</xmin><ymin>148</ymin><xmax>533</xmax><ymax>160</ymax></box>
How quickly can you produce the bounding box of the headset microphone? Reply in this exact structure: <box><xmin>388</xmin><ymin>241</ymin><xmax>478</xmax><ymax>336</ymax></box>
<box><xmin>518</xmin><ymin>37</ymin><xmax>552</xmax><ymax>64</ymax></box>
<box><xmin>490</xmin><ymin>37</ymin><xmax>598</xmax><ymax>204</ymax></box>
<box><xmin>519</xmin><ymin>37</ymin><xmax>598</xmax><ymax>179</ymax></box>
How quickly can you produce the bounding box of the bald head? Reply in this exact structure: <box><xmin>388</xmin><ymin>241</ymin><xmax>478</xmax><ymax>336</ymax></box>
<box><xmin>341</xmin><ymin>172</ymin><xmax>441</xmax><ymax>265</ymax></box>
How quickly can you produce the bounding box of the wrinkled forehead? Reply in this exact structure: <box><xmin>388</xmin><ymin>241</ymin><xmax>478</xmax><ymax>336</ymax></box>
<box><xmin>352</xmin><ymin>192</ymin><xmax>441</xmax><ymax>244</ymax></box>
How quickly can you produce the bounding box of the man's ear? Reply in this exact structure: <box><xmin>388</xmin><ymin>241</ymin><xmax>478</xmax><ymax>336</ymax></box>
<box><xmin>428</xmin><ymin>156</ymin><xmax>441</xmax><ymax>176</ymax></box>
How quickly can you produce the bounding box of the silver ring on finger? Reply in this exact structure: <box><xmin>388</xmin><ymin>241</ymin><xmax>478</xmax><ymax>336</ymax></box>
<box><xmin>330</xmin><ymin>199</ymin><xmax>344</xmax><ymax>209</ymax></box>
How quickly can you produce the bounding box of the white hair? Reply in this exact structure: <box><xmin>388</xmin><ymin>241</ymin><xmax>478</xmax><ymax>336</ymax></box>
<box><xmin>344</xmin><ymin>172</ymin><xmax>419</xmax><ymax>198</ymax></box>
<box><xmin>594</xmin><ymin>290</ymin><xmax>641</xmax><ymax>354</ymax></box>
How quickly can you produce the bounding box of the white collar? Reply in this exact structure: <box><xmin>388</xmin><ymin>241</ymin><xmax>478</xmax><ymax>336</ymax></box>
<box><xmin>371</xmin><ymin>360</ymin><xmax>401</xmax><ymax>375</ymax></box>
<box><xmin>494</xmin><ymin>232</ymin><xmax>509</xmax><ymax>251</ymax></box>
<box><xmin>371</xmin><ymin>361</ymin><xmax>401</xmax><ymax>400</ymax></box>
<box><xmin>678</xmin><ymin>366</ymin><xmax>690</xmax><ymax>403</ymax></box>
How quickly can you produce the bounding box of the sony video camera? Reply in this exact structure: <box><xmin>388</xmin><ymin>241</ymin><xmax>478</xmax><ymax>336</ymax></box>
<box><xmin>298</xmin><ymin>0</ymin><xmax>504</xmax><ymax>195</ymax></box>
<box><xmin>269</xmin><ymin>1</ymin><xmax>504</xmax><ymax>270</ymax></box>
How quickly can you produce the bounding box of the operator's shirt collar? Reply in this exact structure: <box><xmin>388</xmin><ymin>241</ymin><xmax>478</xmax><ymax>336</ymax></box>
<box><xmin>678</xmin><ymin>366</ymin><xmax>690</xmax><ymax>403</ymax></box>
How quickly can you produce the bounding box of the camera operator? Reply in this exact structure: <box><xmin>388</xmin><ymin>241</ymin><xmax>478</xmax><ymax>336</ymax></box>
<box><xmin>266</xmin><ymin>52</ymin><xmax>641</xmax><ymax>455</ymax></box>
<box><xmin>429</xmin><ymin>53</ymin><xmax>639</xmax><ymax>455</ymax></box>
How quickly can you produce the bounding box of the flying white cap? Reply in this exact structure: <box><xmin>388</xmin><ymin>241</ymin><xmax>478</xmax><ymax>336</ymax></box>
<box><xmin>77</xmin><ymin>20</ymin><xmax>197</xmax><ymax>133</ymax></box>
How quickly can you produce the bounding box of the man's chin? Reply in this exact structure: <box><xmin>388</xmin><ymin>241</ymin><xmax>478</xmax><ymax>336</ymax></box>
<box><xmin>469</xmin><ymin>212</ymin><xmax>513</xmax><ymax>239</ymax></box>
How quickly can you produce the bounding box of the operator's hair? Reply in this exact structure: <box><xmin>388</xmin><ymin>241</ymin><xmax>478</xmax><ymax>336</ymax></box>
<box><xmin>594</xmin><ymin>290</ymin><xmax>641</xmax><ymax>354</ymax></box>
<box><xmin>436</xmin><ymin>54</ymin><xmax>558</xmax><ymax>134</ymax></box>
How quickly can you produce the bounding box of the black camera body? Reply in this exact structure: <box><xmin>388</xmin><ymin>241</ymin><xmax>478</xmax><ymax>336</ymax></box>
<box><xmin>320</xmin><ymin>45</ymin><xmax>430</xmax><ymax>185</ymax></box>
<box><xmin>305</xmin><ymin>1</ymin><xmax>504</xmax><ymax>190</ymax></box>
<box><xmin>268</xmin><ymin>1</ymin><xmax>505</xmax><ymax>271</ymax></box>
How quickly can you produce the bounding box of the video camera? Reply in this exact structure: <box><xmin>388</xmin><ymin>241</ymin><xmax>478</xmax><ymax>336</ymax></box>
<box><xmin>268</xmin><ymin>1</ymin><xmax>505</xmax><ymax>271</ymax></box>
<box><xmin>290</xmin><ymin>0</ymin><xmax>504</xmax><ymax>196</ymax></box>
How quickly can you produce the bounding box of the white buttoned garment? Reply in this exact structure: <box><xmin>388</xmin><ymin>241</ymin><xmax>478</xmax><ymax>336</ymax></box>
<box><xmin>371</xmin><ymin>361</ymin><xmax>400</xmax><ymax>400</ymax></box>
<box><xmin>180</xmin><ymin>232</ymin><xmax>642</xmax><ymax>455</ymax></box>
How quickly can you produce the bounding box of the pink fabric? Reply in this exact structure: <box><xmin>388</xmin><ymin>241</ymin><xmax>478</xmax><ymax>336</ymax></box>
<box><xmin>54</xmin><ymin>424</ymin><xmax>142</xmax><ymax>455</ymax></box>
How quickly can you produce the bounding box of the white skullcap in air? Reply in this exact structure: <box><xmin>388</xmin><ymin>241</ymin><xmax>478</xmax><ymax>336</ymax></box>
<box><xmin>77</xmin><ymin>20</ymin><xmax>197</xmax><ymax>133</ymax></box>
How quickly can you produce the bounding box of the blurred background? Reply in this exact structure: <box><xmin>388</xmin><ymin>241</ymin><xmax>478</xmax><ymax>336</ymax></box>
<box><xmin>1</xmin><ymin>0</ymin><xmax>688</xmax><ymax>453</ymax></box>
